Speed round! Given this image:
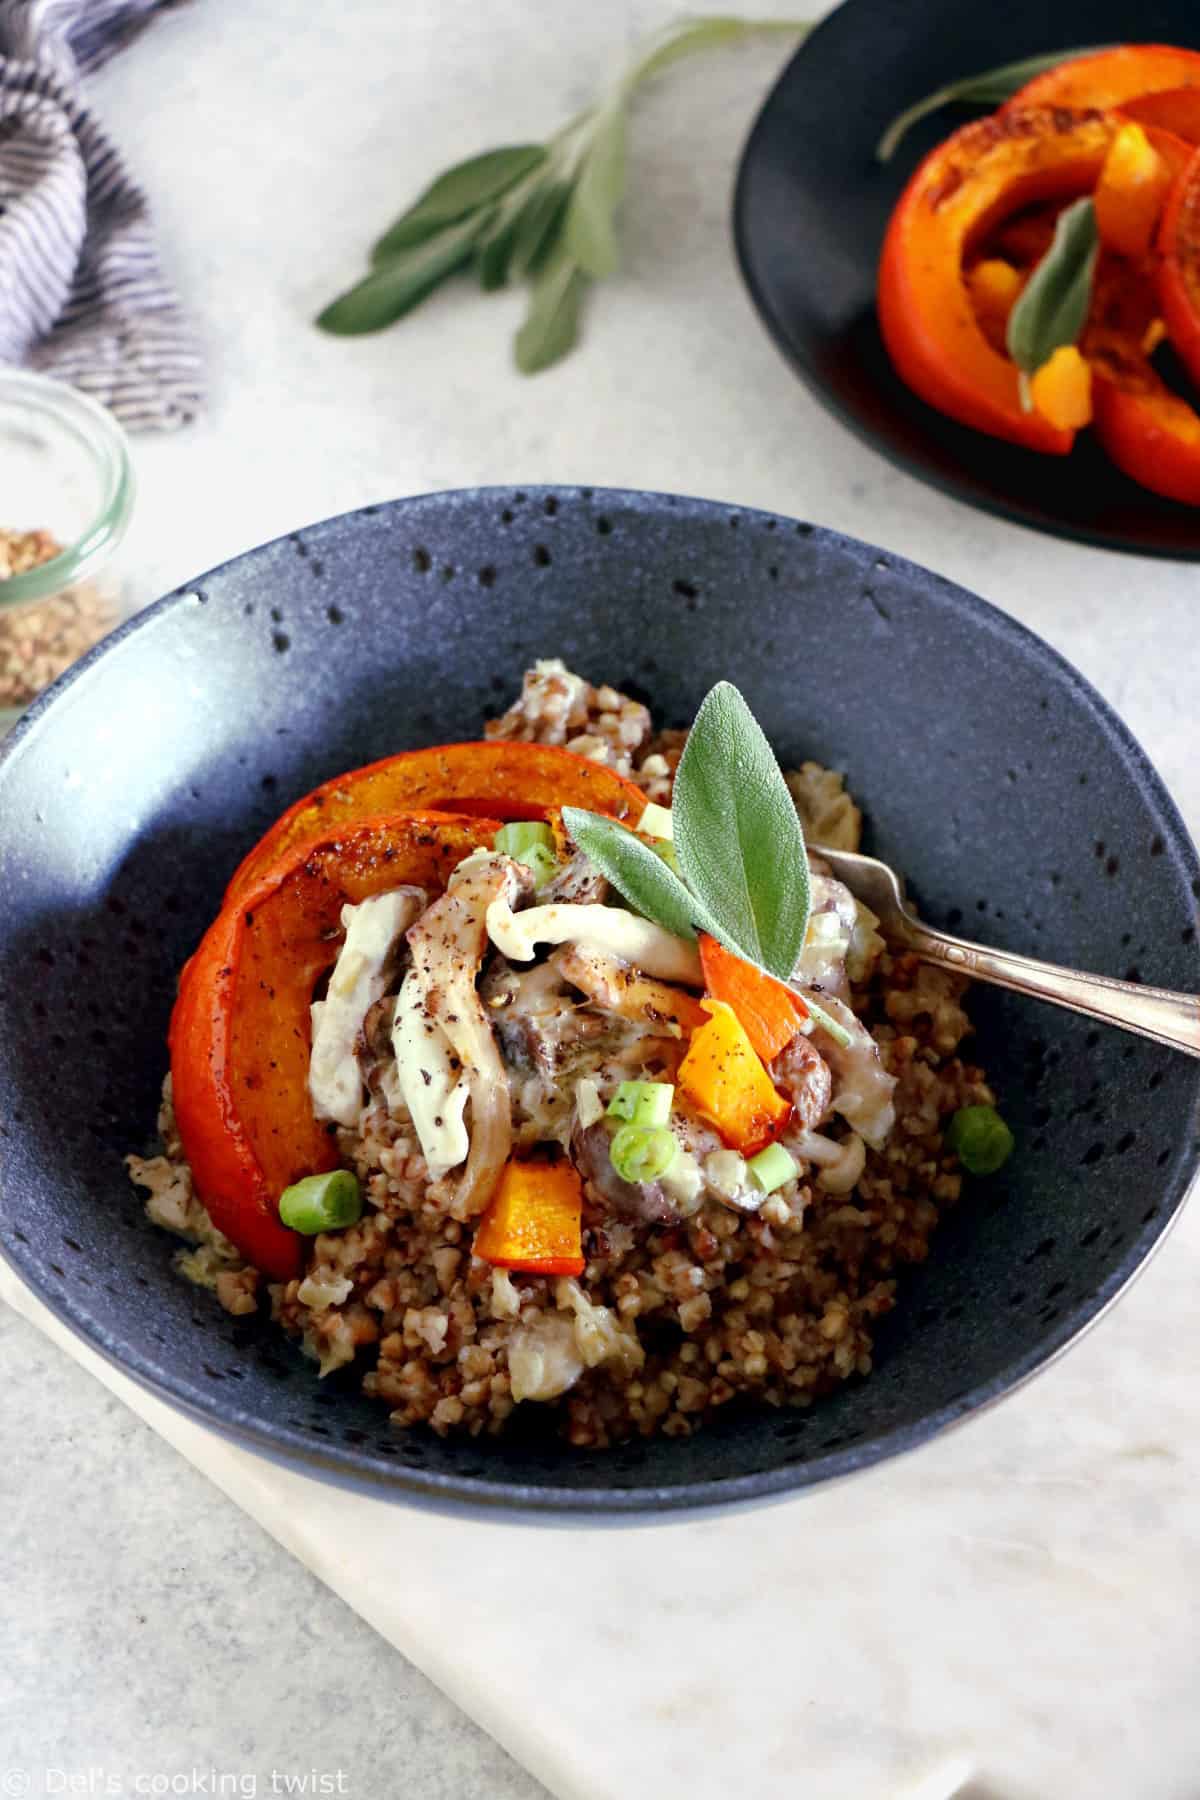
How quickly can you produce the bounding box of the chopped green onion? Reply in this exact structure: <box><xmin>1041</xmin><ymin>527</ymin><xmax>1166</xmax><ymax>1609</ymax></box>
<box><xmin>947</xmin><ymin>1105</ymin><xmax>1014</xmax><ymax>1176</ymax></box>
<box><xmin>637</xmin><ymin>800</ymin><xmax>679</xmax><ymax>879</ymax></box>
<box><xmin>610</xmin><ymin>1122</ymin><xmax>678</xmax><ymax>1183</ymax></box>
<box><xmin>747</xmin><ymin>1142</ymin><xmax>798</xmax><ymax>1194</ymax></box>
<box><xmin>278</xmin><ymin>1169</ymin><xmax>363</xmax><ymax>1233</ymax></box>
<box><xmin>607</xmin><ymin>1080</ymin><xmax>674</xmax><ymax>1127</ymax></box>
<box><xmin>799</xmin><ymin>993</ymin><xmax>855</xmax><ymax>1049</ymax></box>
<box><xmin>519</xmin><ymin>841</ymin><xmax>560</xmax><ymax>887</ymax></box>
<box><xmin>495</xmin><ymin>820</ymin><xmax>555</xmax><ymax>858</ymax></box>
<box><xmin>494</xmin><ymin>821</ymin><xmax>559</xmax><ymax>886</ymax></box>
<box><xmin>638</xmin><ymin>802</ymin><xmax>674</xmax><ymax>841</ymax></box>
<box><xmin>494</xmin><ymin>820</ymin><xmax>554</xmax><ymax>855</ymax></box>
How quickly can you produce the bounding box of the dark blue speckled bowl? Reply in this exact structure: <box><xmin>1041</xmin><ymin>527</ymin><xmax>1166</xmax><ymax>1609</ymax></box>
<box><xmin>2</xmin><ymin>487</ymin><xmax>1198</xmax><ymax>1513</ymax></box>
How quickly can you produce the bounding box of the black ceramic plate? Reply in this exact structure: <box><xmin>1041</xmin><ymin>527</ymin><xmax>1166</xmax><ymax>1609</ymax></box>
<box><xmin>734</xmin><ymin>0</ymin><xmax>1200</xmax><ymax>557</ymax></box>
<box><xmin>2</xmin><ymin>488</ymin><xmax>1199</xmax><ymax>1514</ymax></box>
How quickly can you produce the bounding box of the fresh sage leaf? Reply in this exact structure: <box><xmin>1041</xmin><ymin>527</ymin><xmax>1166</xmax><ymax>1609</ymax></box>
<box><xmin>475</xmin><ymin>158</ymin><xmax>565</xmax><ymax>290</ymax></box>
<box><xmin>1005</xmin><ymin>196</ymin><xmax>1098</xmax><ymax>391</ymax></box>
<box><xmin>673</xmin><ymin>681</ymin><xmax>812</xmax><ymax>982</ymax></box>
<box><xmin>476</xmin><ymin>209</ymin><xmax>522</xmax><ymax>292</ymax></box>
<box><xmin>317</xmin><ymin>213</ymin><xmax>487</xmax><ymax>334</ymax></box>
<box><xmin>509</xmin><ymin>175</ymin><xmax>573</xmax><ymax>278</ymax></box>
<box><xmin>479</xmin><ymin>164</ymin><xmax>574</xmax><ymax>290</ymax></box>
<box><xmin>475</xmin><ymin>190</ymin><xmax>529</xmax><ymax>291</ymax></box>
<box><xmin>323</xmin><ymin>14</ymin><xmax>810</xmax><ymax>372</ymax></box>
<box><xmin>561</xmin><ymin>809</ymin><xmax>723</xmax><ymax>943</ymax></box>
<box><xmin>564</xmin><ymin>104</ymin><xmax>628</xmax><ymax>279</ymax></box>
<box><xmin>514</xmin><ymin>243</ymin><xmax>588</xmax><ymax>374</ymax></box>
<box><xmin>875</xmin><ymin>45</ymin><xmax>1113</xmax><ymax>162</ymax></box>
<box><xmin>566</xmin><ymin>682</ymin><xmax>816</xmax><ymax>984</ymax></box>
<box><xmin>370</xmin><ymin>145</ymin><xmax>547</xmax><ymax>263</ymax></box>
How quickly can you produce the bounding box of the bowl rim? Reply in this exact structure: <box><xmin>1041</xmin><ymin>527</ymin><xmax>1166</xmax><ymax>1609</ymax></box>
<box><xmin>730</xmin><ymin>3</ymin><xmax>1200</xmax><ymax>564</ymax></box>
<box><xmin>3</xmin><ymin>484</ymin><xmax>1199</xmax><ymax>1515</ymax></box>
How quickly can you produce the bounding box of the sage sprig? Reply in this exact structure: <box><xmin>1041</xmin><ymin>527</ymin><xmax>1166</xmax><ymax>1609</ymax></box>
<box><xmin>370</xmin><ymin>147</ymin><xmax>549</xmax><ymax>262</ymax></box>
<box><xmin>875</xmin><ymin>45</ymin><xmax>1113</xmax><ymax>162</ymax></box>
<box><xmin>673</xmin><ymin>682</ymin><xmax>811</xmax><ymax>979</ymax></box>
<box><xmin>1005</xmin><ymin>197</ymin><xmax>1098</xmax><ymax>408</ymax></box>
<box><xmin>318</xmin><ymin>14</ymin><xmax>809</xmax><ymax>375</ymax></box>
<box><xmin>561</xmin><ymin>808</ymin><xmax>726</xmax><ymax>946</ymax></box>
<box><xmin>564</xmin><ymin>681</ymin><xmax>812</xmax><ymax>983</ymax></box>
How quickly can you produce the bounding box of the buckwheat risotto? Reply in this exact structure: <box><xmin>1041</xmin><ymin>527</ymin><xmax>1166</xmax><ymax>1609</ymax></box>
<box><xmin>128</xmin><ymin>663</ymin><xmax>997</xmax><ymax>1448</ymax></box>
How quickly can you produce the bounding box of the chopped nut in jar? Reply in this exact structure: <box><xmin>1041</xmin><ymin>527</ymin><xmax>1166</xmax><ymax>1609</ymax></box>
<box><xmin>0</xmin><ymin>526</ymin><xmax>119</xmax><ymax>709</ymax></box>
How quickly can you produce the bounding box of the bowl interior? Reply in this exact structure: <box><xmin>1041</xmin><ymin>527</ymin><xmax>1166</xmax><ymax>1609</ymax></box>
<box><xmin>734</xmin><ymin>0</ymin><xmax>1200</xmax><ymax>558</ymax></box>
<box><xmin>1</xmin><ymin>487</ymin><xmax>1198</xmax><ymax>1511</ymax></box>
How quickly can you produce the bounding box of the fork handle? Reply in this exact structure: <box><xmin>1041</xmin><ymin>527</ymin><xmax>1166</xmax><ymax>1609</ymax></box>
<box><xmin>898</xmin><ymin>917</ymin><xmax>1200</xmax><ymax>1059</ymax></box>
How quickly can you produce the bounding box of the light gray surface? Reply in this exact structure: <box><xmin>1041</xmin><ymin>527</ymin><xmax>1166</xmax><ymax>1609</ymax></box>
<box><xmin>0</xmin><ymin>1305</ymin><xmax>545</xmax><ymax>1799</ymax></box>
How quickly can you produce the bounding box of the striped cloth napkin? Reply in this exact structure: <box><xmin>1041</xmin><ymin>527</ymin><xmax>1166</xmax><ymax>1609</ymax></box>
<box><xmin>0</xmin><ymin>0</ymin><xmax>202</xmax><ymax>431</ymax></box>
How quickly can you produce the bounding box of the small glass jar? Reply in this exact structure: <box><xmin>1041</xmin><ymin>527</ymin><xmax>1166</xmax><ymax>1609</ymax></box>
<box><xmin>0</xmin><ymin>370</ymin><xmax>135</xmax><ymax>733</ymax></box>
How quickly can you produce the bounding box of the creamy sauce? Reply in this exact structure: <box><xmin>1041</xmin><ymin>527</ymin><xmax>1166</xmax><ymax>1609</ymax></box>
<box><xmin>388</xmin><ymin>975</ymin><xmax>470</xmax><ymax>1177</ymax></box>
<box><xmin>486</xmin><ymin>896</ymin><xmax>703</xmax><ymax>985</ymax></box>
<box><xmin>308</xmin><ymin>889</ymin><xmax>421</xmax><ymax>1128</ymax></box>
<box><xmin>799</xmin><ymin>991</ymin><xmax>896</xmax><ymax>1148</ymax></box>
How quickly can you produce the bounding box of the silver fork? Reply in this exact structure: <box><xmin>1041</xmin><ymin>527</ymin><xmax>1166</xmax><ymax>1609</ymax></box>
<box><xmin>815</xmin><ymin>845</ymin><xmax>1200</xmax><ymax>1059</ymax></box>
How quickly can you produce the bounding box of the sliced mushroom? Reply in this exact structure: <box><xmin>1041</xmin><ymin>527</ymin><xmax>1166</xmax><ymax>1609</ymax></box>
<box><xmin>485</xmin><ymin>892</ymin><xmax>702</xmax><ymax>986</ymax></box>
<box><xmin>555</xmin><ymin>1277</ymin><xmax>644</xmax><ymax>1375</ymax></box>
<box><xmin>796</xmin><ymin>990</ymin><xmax>896</xmax><ymax>1149</ymax></box>
<box><xmin>571</xmin><ymin>1118</ymin><xmax>681</xmax><ymax>1226</ymax></box>
<box><xmin>792</xmin><ymin>874</ymin><xmax>859</xmax><ymax>998</ymax></box>
<box><xmin>570</xmin><ymin>1105</ymin><xmax>710</xmax><ymax>1227</ymax></box>
<box><xmin>389</xmin><ymin>972</ymin><xmax>470</xmax><ymax>1178</ymax></box>
<box><xmin>405</xmin><ymin>854</ymin><xmax>533</xmax><ymax>1215</ymax></box>
<box><xmin>551</xmin><ymin>943</ymin><xmax>707</xmax><ymax>1039</ymax></box>
<box><xmin>308</xmin><ymin>885</ymin><xmax>427</xmax><ymax>1127</ymax></box>
<box><xmin>769</xmin><ymin>1030</ymin><xmax>832</xmax><ymax>1133</ymax></box>
<box><xmin>507</xmin><ymin>1313</ymin><xmax>583</xmax><ymax>1403</ymax></box>
<box><xmin>540</xmin><ymin>850</ymin><xmax>610</xmax><ymax>907</ymax></box>
<box><xmin>789</xmin><ymin>1128</ymin><xmax>867</xmax><ymax>1195</ymax></box>
<box><xmin>360</xmin><ymin>992</ymin><xmax>400</xmax><ymax>1098</ymax></box>
<box><xmin>483</xmin><ymin>955</ymin><xmax>644</xmax><ymax>1083</ymax></box>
